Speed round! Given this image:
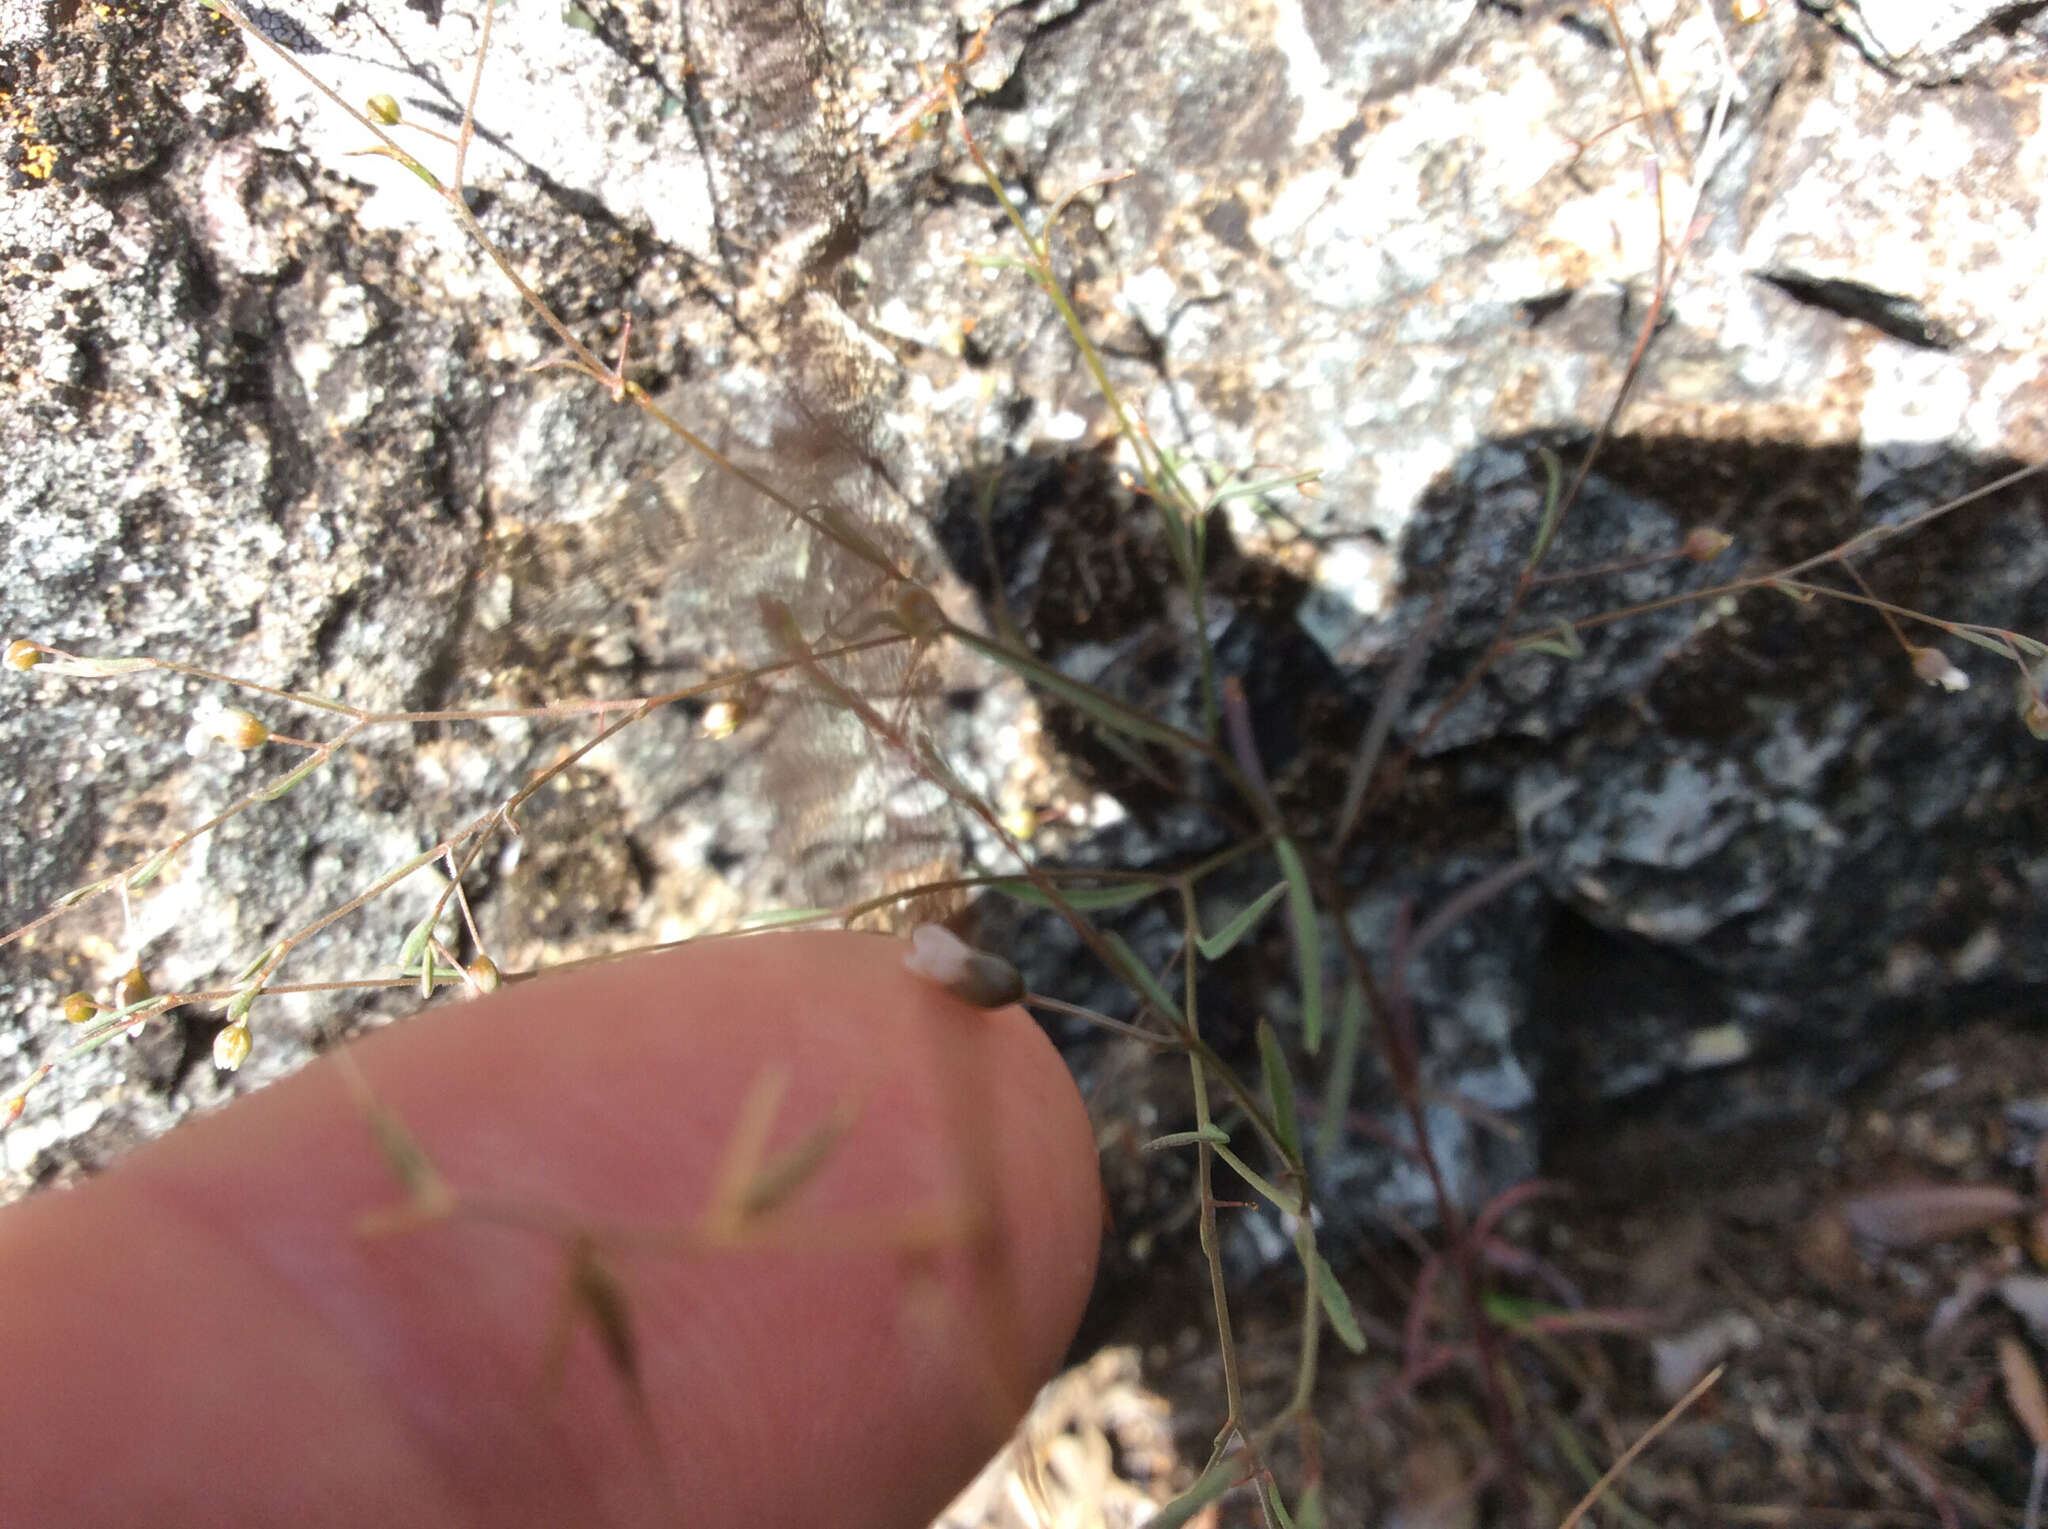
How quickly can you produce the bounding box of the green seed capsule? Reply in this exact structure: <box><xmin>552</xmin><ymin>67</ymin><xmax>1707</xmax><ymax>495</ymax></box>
<box><xmin>117</xmin><ymin>966</ymin><xmax>152</xmax><ymax>1008</ymax></box>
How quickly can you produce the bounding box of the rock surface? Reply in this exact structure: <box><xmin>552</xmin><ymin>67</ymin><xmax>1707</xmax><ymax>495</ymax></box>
<box><xmin>1</xmin><ymin>0</ymin><xmax>2043</xmax><ymax>1217</ymax></box>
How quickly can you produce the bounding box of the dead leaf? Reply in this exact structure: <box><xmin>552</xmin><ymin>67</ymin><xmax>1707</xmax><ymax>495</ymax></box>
<box><xmin>1927</xmin><ymin>1261</ymin><xmax>2004</xmax><ymax>1355</ymax></box>
<box><xmin>1389</xmin><ymin>1435</ymin><xmax>1476</xmax><ymax>1529</ymax></box>
<box><xmin>2001</xmin><ymin>1275</ymin><xmax>2048</xmax><ymax>1346</ymax></box>
<box><xmin>1796</xmin><ymin>1204</ymin><xmax>1860</xmax><ymax>1287</ymax></box>
<box><xmin>1651</xmin><ymin>1311</ymin><xmax>1760</xmax><ymax>1403</ymax></box>
<box><xmin>2001</xmin><ymin>1336</ymin><xmax>2048</xmax><ymax>1451</ymax></box>
<box><xmin>1840</xmin><ymin>1182</ymin><xmax>2026</xmax><ymax>1248</ymax></box>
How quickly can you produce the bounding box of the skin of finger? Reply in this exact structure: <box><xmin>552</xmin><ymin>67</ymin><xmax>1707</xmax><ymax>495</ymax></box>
<box><xmin>0</xmin><ymin>930</ymin><xmax>1102</xmax><ymax>1528</ymax></box>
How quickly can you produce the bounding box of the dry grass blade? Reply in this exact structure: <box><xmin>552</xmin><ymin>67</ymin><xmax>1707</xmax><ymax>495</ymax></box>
<box><xmin>1556</xmin><ymin>1363</ymin><xmax>1724</xmax><ymax>1529</ymax></box>
<box><xmin>2002</xmin><ymin>1337</ymin><xmax>2048</xmax><ymax>1529</ymax></box>
<box><xmin>2001</xmin><ymin>1337</ymin><xmax>2048</xmax><ymax>1452</ymax></box>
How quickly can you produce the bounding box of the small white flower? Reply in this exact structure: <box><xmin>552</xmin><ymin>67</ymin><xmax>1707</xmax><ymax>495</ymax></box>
<box><xmin>1908</xmin><ymin>646</ymin><xmax>1970</xmax><ymax>693</ymax></box>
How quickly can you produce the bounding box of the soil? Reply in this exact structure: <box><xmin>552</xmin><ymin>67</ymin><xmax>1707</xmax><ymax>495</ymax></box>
<box><xmin>1015</xmin><ymin>1012</ymin><xmax>2048</xmax><ymax>1528</ymax></box>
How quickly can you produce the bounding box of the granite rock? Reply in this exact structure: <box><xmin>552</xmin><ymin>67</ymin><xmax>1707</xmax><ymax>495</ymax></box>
<box><xmin>1</xmin><ymin>0</ymin><xmax>2042</xmax><ymax>1212</ymax></box>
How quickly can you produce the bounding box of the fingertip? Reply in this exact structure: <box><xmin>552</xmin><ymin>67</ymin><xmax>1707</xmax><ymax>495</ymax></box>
<box><xmin>0</xmin><ymin>930</ymin><xmax>1101</xmax><ymax>1528</ymax></box>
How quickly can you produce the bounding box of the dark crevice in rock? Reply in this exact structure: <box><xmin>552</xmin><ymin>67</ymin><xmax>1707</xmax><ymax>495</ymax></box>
<box><xmin>1518</xmin><ymin>287</ymin><xmax>1577</xmax><ymax>327</ymax></box>
<box><xmin>1757</xmin><ymin>268</ymin><xmax>1960</xmax><ymax>350</ymax></box>
<box><xmin>306</xmin><ymin>589</ymin><xmax>363</xmax><ymax>675</ymax></box>
<box><xmin>1026</xmin><ymin>0</ymin><xmax>1117</xmax><ymax>49</ymax></box>
<box><xmin>938</xmin><ymin>427</ymin><xmax>2048</xmax><ymax>1236</ymax></box>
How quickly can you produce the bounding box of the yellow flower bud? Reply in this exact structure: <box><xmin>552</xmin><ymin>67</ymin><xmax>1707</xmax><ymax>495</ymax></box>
<box><xmin>464</xmin><ymin>955</ymin><xmax>501</xmax><ymax>995</ymax></box>
<box><xmin>3</xmin><ymin>1067</ymin><xmax>48</xmax><ymax>1126</ymax></box>
<box><xmin>206</xmin><ymin>708</ymin><xmax>272</xmax><ymax>750</ymax></box>
<box><xmin>213</xmin><ymin>1021</ymin><xmax>253</xmax><ymax>1072</ymax></box>
<box><xmin>367</xmin><ymin>93</ymin><xmax>402</xmax><ymax>125</ymax></box>
<box><xmin>61</xmin><ymin>990</ymin><xmax>102</xmax><ymax>1025</ymax></box>
<box><xmin>4</xmin><ymin>638</ymin><xmax>40</xmax><ymax>672</ymax></box>
<box><xmin>700</xmin><ymin>699</ymin><xmax>744</xmax><ymax>739</ymax></box>
<box><xmin>1681</xmin><ymin>527</ymin><xmax>1733</xmax><ymax>563</ymax></box>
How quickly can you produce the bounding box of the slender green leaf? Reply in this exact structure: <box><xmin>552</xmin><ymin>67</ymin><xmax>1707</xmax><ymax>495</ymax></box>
<box><xmin>35</xmin><ymin>654</ymin><xmax>155</xmax><ymax>678</ymax></box>
<box><xmin>1103</xmin><ymin>931</ymin><xmax>1185</xmax><ymax>1026</ymax></box>
<box><xmin>1514</xmin><ymin>619</ymin><xmax>1584</xmax><ymax>659</ymax></box>
<box><xmin>126</xmin><ymin>846</ymin><xmax>176</xmax><ymax>891</ymax></box>
<box><xmin>349</xmin><ymin>143</ymin><xmax>444</xmax><ymax>194</ymax></box>
<box><xmin>1211</xmin><ymin>1141</ymin><xmax>1294</xmax><ymax>1214</ymax></box>
<box><xmin>1268</xmin><ymin>1484</ymin><xmax>1299</xmax><ymax>1529</ymax></box>
<box><xmin>1314</xmin><ymin>1254</ymin><xmax>1366</xmax><ymax>1353</ymax></box>
<box><xmin>1258</xmin><ymin>1019</ymin><xmax>1301</xmax><ymax>1162</ymax></box>
<box><xmin>804</xmin><ymin>500</ymin><xmax>906</xmax><ymax>582</ymax></box>
<box><xmin>989</xmin><ymin>878</ymin><xmax>1158</xmax><ymax>912</ymax></box>
<box><xmin>233</xmin><ymin>942</ymin><xmax>280</xmax><ymax>983</ymax></box>
<box><xmin>398</xmin><ymin>912</ymin><xmax>440</xmax><ymax>971</ymax></box>
<box><xmin>1143</xmin><ymin>1125</ymin><xmax>1230</xmax><ymax>1152</ymax></box>
<box><xmin>101</xmin><ymin>997</ymin><xmax>155</xmax><ymax>1028</ymax></box>
<box><xmin>1295</xmin><ymin>1481</ymin><xmax>1327</xmax><ymax>1529</ymax></box>
<box><xmin>1482</xmin><ymin>1291</ymin><xmax>1567</xmax><ymax>1328</ymax></box>
<box><xmin>1149</xmin><ymin>1456</ymin><xmax>1246</xmax><ymax>1529</ymax></box>
<box><xmin>67</xmin><ymin>1024</ymin><xmax>135</xmax><ymax>1061</ymax></box>
<box><xmin>1955</xmin><ymin>624</ymin><xmax>2048</xmax><ymax>661</ymax></box>
<box><xmin>1086</xmin><ymin>721</ymin><xmax>1171</xmax><ymax>785</ymax></box>
<box><xmin>1195</xmin><ymin>879</ymin><xmax>1288</xmax><ymax>961</ymax></box>
<box><xmin>735</xmin><ymin>906</ymin><xmax>833</xmax><ymax>929</ymax></box>
<box><xmin>1273</xmin><ymin>839</ymin><xmax>1323</xmax><ymax>1052</ymax></box>
<box><xmin>1525</xmin><ymin>445</ymin><xmax>1567</xmax><ymax>572</ymax></box>
<box><xmin>1205</xmin><ymin>468</ymin><xmax>1322</xmax><ymax>510</ymax></box>
<box><xmin>950</xmin><ymin>628</ymin><xmax>1200</xmax><ymax>751</ymax></box>
<box><xmin>1314</xmin><ymin>978</ymin><xmax>1370</xmax><ymax>1162</ymax></box>
<box><xmin>255</xmin><ymin>755</ymin><xmax>323</xmax><ymax>801</ymax></box>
